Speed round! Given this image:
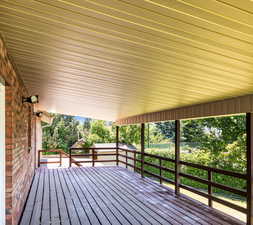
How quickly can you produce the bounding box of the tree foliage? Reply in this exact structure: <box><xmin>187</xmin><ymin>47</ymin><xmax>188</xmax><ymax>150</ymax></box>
<box><xmin>42</xmin><ymin>114</ymin><xmax>80</xmax><ymax>152</ymax></box>
<box><xmin>155</xmin><ymin>115</ymin><xmax>246</xmax><ymax>155</ymax></box>
<box><xmin>118</xmin><ymin>125</ymin><xmax>141</xmax><ymax>145</ymax></box>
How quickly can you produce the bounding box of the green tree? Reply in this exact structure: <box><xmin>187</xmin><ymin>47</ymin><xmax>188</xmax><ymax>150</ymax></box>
<box><xmin>89</xmin><ymin>120</ymin><xmax>112</xmax><ymax>143</ymax></box>
<box><xmin>42</xmin><ymin>114</ymin><xmax>80</xmax><ymax>152</ymax></box>
<box><xmin>155</xmin><ymin>121</ymin><xmax>175</xmax><ymax>139</ymax></box>
<box><xmin>118</xmin><ymin>125</ymin><xmax>141</xmax><ymax>145</ymax></box>
<box><xmin>155</xmin><ymin>115</ymin><xmax>246</xmax><ymax>155</ymax></box>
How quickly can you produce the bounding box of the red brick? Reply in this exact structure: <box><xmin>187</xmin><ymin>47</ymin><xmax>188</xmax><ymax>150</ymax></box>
<box><xmin>1</xmin><ymin>37</ymin><xmax>36</xmax><ymax>225</ymax></box>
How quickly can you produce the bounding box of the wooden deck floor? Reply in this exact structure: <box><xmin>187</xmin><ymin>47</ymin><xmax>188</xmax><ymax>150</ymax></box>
<box><xmin>19</xmin><ymin>166</ymin><xmax>244</xmax><ymax>225</ymax></box>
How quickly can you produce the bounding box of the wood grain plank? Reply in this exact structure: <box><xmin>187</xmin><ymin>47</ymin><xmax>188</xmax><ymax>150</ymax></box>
<box><xmin>59</xmin><ymin>168</ymin><xmax>91</xmax><ymax>225</ymax></box>
<box><xmin>53</xmin><ymin>169</ymin><xmax>71</xmax><ymax>225</ymax></box>
<box><xmin>30</xmin><ymin>168</ymin><xmax>45</xmax><ymax>225</ymax></box>
<box><xmin>19</xmin><ymin>167</ymin><xmax>244</xmax><ymax>225</ymax></box>
<box><xmin>19</xmin><ymin>170</ymin><xmax>41</xmax><ymax>225</ymax></box>
<box><xmin>48</xmin><ymin>169</ymin><xmax>61</xmax><ymax>225</ymax></box>
<box><xmin>56</xmin><ymin>169</ymin><xmax>81</xmax><ymax>225</ymax></box>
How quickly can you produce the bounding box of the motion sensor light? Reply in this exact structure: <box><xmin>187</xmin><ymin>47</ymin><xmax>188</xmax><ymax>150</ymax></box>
<box><xmin>22</xmin><ymin>95</ymin><xmax>39</xmax><ymax>104</ymax></box>
<box><xmin>34</xmin><ymin>111</ymin><xmax>43</xmax><ymax>117</ymax></box>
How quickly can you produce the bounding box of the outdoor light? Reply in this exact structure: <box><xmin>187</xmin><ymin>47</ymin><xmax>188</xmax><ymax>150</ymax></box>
<box><xmin>34</xmin><ymin>111</ymin><xmax>43</xmax><ymax>117</ymax></box>
<box><xmin>22</xmin><ymin>95</ymin><xmax>39</xmax><ymax>104</ymax></box>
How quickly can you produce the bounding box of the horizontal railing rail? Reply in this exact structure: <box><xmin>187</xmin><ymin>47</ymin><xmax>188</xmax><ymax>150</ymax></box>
<box><xmin>117</xmin><ymin>148</ymin><xmax>247</xmax><ymax>214</ymax></box>
<box><xmin>38</xmin><ymin>149</ymin><xmax>63</xmax><ymax>167</ymax></box>
<box><xmin>38</xmin><ymin>149</ymin><xmax>83</xmax><ymax>167</ymax></box>
<box><xmin>69</xmin><ymin>147</ymin><xmax>118</xmax><ymax>167</ymax></box>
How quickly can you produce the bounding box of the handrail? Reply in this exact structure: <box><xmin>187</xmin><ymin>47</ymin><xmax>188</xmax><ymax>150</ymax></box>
<box><xmin>38</xmin><ymin>149</ymin><xmax>82</xmax><ymax>167</ymax></box>
<box><xmin>68</xmin><ymin>146</ymin><xmax>247</xmax><ymax>215</ymax></box>
<box><xmin>38</xmin><ymin>149</ymin><xmax>62</xmax><ymax>167</ymax></box>
<box><xmin>69</xmin><ymin>147</ymin><xmax>117</xmax><ymax>167</ymax></box>
<box><xmin>180</xmin><ymin>160</ymin><xmax>247</xmax><ymax>179</ymax></box>
<box><xmin>118</xmin><ymin>148</ymin><xmax>247</xmax><ymax>214</ymax></box>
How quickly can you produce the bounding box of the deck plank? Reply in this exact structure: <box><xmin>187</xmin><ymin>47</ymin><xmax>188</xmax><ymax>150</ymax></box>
<box><xmin>105</xmin><ymin>167</ymin><xmax>242</xmax><ymax>225</ymax></box>
<box><xmin>64</xmin><ymin>168</ymin><xmax>102</xmax><ymax>225</ymax></box>
<box><xmin>80</xmin><ymin>167</ymin><xmax>173</xmax><ymax>225</ymax></box>
<box><xmin>30</xmin><ymin>168</ymin><xmax>45</xmax><ymax>225</ymax></box>
<box><xmin>92</xmin><ymin>167</ymin><xmax>197</xmax><ymax>225</ymax></box>
<box><xmin>68</xmin><ymin>168</ymin><xmax>113</xmax><ymax>225</ymax></box>
<box><xmin>41</xmin><ymin>168</ymin><xmax>50</xmax><ymax>225</ymax></box>
<box><xmin>59</xmin><ymin>168</ymin><xmax>91</xmax><ymax>225</ymax></box>
<box><xmin>53</xmin><ymin>169</ymin><xmax>71</xmax><ymax>225</ymax></box>
<box><xmin>48</xmin><ymin>169</ymin><xmax>61</xmax><ymax>225</ymax></box>
<box><xmin>56</xmin><ymin>169</ymin><xmax>81</xmax><ymax>225</ymax></box>
<box><xmin>70</xmin><ymin>168</ymin><xmax>122</xmax><ymax>225</ymax></box>
<box><xmin>19</xmin><ymin>171</ymin><xmax>40</xmax><ymax>225</ymax></box>
<box><xmin>101</xmin><ymin>167</ymin><xmax>216</xmax><ymax>225</ymax></box>
<box><xmin>70</xmin><ymin>168</ymin><xmax>136</xmax><ymax>225</ymax></box>
<box><xmin>19</xmin><ymin>166</ymin><xmax>245</xmax><ymax>225</ymax></box>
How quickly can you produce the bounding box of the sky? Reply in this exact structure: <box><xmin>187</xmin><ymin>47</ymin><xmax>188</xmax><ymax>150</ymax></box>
<box><xmin>74</xmin><ymin>116</ymin><xmax>89</xmax><ymax>123</ymax></box>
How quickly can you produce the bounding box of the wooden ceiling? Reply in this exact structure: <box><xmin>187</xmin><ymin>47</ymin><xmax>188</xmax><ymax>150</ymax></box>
<box><xmin>1</xmin><ymin>0</ymin><xmax>253</xmax><ymax>121</ymax></box>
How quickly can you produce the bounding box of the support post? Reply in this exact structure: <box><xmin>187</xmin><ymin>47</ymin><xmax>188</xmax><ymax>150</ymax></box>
<box><xmin>126</xmin><ymin>151</ymin><xmax>128</xmax><ymax>169</ymax></box>
<box><xmin>159</xmin><ymin>158</ymin><xmax>162</xmax><ymax>184</ymax></box>
<box><xmin>92</xmin><ymin>148</ymin><xmax>95</xmax><ymax>167</ymax></box>
<box><xmin>69</xmin><ymin>148</ymin><xmax>72</xmax><ymax>167</ymax></box>
<box><xmin>247</xmin><ymin>113</ymin><xmax>253</xmax><ymax>225</ymax></box>
<box><xmin>116</xmin><ymin>126</ymin><xmax>119</xmax><ymax>166</ymax></box>
<box><xmin>60</xmin><ymin>151</ymin><xmax>62</xmax><ymax>167</ymax></box>
<box><xmin>38</xmin><ymin>151</ymin><xmax>41</xmax><ymax>168</ymax></box>
<box><xmin>141</xmin><ymin>123</ymin><xmax>145</xmax><ymax>178</ymax></box>
<box><xmin>208</xmin><ymin>170</ymin><xmax>212</xmax><ymax>207</ymax></box>
<box><xmin>175</xmin><ymin>120</ymin><xmax>180</xmax><ymax>195</ymax></box>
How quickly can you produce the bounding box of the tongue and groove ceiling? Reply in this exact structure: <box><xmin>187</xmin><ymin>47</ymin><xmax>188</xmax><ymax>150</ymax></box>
<box><xmin>1</xmin><ymin>0</ymin><xmax>253</xmax><ymax>121</ymax></box>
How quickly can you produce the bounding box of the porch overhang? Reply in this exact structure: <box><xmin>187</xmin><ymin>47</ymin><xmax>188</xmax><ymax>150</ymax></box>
<box><xmin>1</xmin><ymin>1</ymin><xmax>253</xmax><ymax>122</ymax></box>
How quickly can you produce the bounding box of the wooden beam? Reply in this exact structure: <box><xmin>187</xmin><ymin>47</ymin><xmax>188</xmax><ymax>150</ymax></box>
<box><xmin>141</xmin><ymin>123</ymin><xmax>145</xmax><ymax>178</ymax></box>
<box><xmin>175</xmin><ymin>120</ymin><xmax>180</xmax><ymax>195</ymax></box>
<box><xmin>247</xmin><ymin>113</ymin><xmax>253</xmax><ymax>225</ymax></box>
<box><xmin>116</xmin><ymin>126</ymin><xmax>119</xmax><ymax>166</ymax></box>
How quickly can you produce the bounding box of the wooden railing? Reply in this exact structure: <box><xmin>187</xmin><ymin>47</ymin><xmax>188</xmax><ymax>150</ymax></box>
<box><xmin>118</xmin><ymin>148</ymin><xmax>248</xmax><ymax>215</ymax></box>
<box><xmin>38</xmin><ymin>149</ymin><xmax>82</xmax><ymax>167</ymax></box>
<box><xmin>39</xmin><ymin>147</ymin><xmax>247</xmax><ymax>216</ymax></box>
<box><xmin>38</xmin><ymin>149</ymin><xmax>63</xmax><ymax>167</ymax></box>
<box><xmin>69</xmin><ymin>147</ymin><xmax>117</xmax><ymax>167</ymax></box>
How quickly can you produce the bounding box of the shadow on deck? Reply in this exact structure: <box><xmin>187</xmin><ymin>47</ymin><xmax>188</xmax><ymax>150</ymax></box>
<box><xmin>19</xmin><ymin>166</ymin><xmax>244</xmax><ymax>225</ymax></box>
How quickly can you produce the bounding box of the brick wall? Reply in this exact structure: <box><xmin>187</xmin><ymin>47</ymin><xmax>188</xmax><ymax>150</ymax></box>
<box><xmin>0</xmin><ymin>37</ymin><xmax>36</xmax><ymax>225</ymax></box>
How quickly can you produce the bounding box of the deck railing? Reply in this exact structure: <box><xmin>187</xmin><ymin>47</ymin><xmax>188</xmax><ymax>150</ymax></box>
<box><xmin>38</xmin><ymin>149</ymin><xmax>63</xmax><ymax>167</ymax></box>
<box><xmin>118</xmin><ymin>148</ymin><xmax>247</xmax><ymax>215</ymax></box>
<box><xmin>69</xmin><ymin>147</ymin><xmax>117</xmax><ymax>167</ymax></box>
<box><xmin>39</xmin><ymin>146</ymin><xmax>247</xmax><ymax>219</ymax></box>
<box><xmin>38</xmin><ymin>149</ymin><xmax>82</xmax><ymax>167</ymax></box>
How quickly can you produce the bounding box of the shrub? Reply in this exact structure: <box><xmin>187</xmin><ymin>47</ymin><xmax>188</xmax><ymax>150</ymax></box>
<box><xmin>137</xmin><ymin>146</ymin><xmax>246</xmax><ymax>198</ymax></box>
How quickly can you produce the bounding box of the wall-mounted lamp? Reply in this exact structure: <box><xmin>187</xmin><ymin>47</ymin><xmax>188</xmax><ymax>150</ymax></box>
<box><xmin>22</xmin><ymin>95</ymin><xmax>39</xmax><ymax>104</ymax></box>
<box><xmin>34</xmin><ymin>111</ymin><xmax>43</xmax><ymax>117</ymax></box>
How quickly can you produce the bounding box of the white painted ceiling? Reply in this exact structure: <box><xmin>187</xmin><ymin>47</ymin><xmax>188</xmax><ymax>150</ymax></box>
<box><xmin>1</xmin><ymin>0</ymin><xmax>253</xmax><ymax>121</ymax></box>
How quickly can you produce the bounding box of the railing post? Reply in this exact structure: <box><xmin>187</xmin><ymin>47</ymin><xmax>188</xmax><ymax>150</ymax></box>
<box><xmin>134</xmin><ymin>151</ymin><xmax>136</xmax><ymax>172</ymax></box>
<box><xmin>247</xmin><ymin>113</ymin><xmax>253</xmax><ymax>225</ymax></box>
<box><xmin>141</xmin><ymin>123</ymin><xmax>145</xmax><ymax>178</ymax></box>
<box><xmin>159</xmin><ymin>158</ymin><xmax>162</xmax><ymax>184</ymax></box>
<box><xmin>69</xmin><ymin>148</ymin><xmax>72</xmax><ymax>167</ymax></box>
<box><xmin>92</xmin><ymin>148</ymin><xmax>95</xmax><ymax>167</ymax></box>
<box><xmin>175</xmin><ymin>120</ymin><xmax>180</xmax><ymax>195</ymax></box>
<box><xmin>126</xmin><ymin>151</ymin><xmax>128</xmax><ymax>169</ymax></box>
<box><xmin>38</xmin><ymin>150</ymin><xmax>41</xmax><ymax>167</ymax></box>
<box><xmin>60</xmin><ymin>151</ymin><xmax>62</xmax><ymax>167</ymax></box>
<box><xmin>116</xmin><ymin>126</ymin><xmax>119</xmax><ymax>166</ymax></box>
<box><xmin>208</xmin><ymin>170</ymin><xmax>212</xmax><ymax>207</ymax></box>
